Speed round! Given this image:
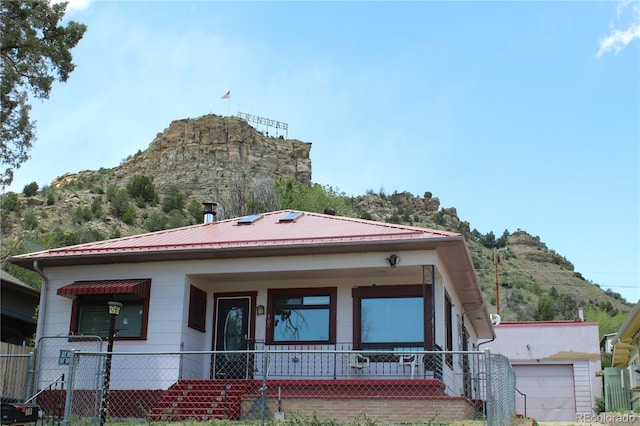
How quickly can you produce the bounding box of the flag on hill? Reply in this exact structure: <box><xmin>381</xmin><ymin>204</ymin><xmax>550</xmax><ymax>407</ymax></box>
<box><xmin>221</xmin><ymin>90</ymin><xmax>230</xmax><ymax>100</ymax></box>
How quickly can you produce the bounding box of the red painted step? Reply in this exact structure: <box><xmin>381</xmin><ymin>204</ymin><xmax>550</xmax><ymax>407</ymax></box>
<box><xmin>149</xmin><ymin>379</ymin><xmax>252</xmax><ymax>421</ymax></box>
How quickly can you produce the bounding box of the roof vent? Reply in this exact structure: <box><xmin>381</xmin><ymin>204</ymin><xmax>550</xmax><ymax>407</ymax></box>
<box><xmin>279</xmin><ymin>211</ymin><xmax>304</xmax><ymax>223</ymax></box>
<box><xmin>324</xmin><ymin>207</ymin><xmax>336</xmax><ymax>215</ymax></box>
<box><xmin>237</xmin><ymin>214</ymin><xmax>263</xmax><ymax>225</ymax></box>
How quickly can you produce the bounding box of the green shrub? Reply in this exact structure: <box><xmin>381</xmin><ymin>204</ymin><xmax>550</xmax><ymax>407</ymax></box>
<box><xmin>276</xmin><ymin>178</ymin><xmax>355</xmax><ymax>216</ymax></box>
<box><xmin>162</xmin><ymin>185</ymin><xmax>185</xmax><ymax>213</ymax></box>
<box><xmin>45</xmin><ymin>188</ymin><xmax>56</xmax><ymax>205</ymax></box>
<box><xmin>187</xmin><ymin>200</ymin><xmax>204</xmax><ymax>223</ymax></box>
<box><xmin>73</xmin><ymin>206</ymin><xmax>92</xmax><ymax>224</ymax></box>
<box><xmin>45</xmin><ymin>227</ymin><xmax>105</xmax><ymax>247</ymax></box>
<box><xmin>23</xmin><ymin>182</ymin><xmax>39</xmax><ymax>197</ymax></box>
<box><xmin>122</xmin><ymin>205</ymin><xmax>136</xmax><ymax>225</ymax></box>
<box><xmin>106</xmin><ymin>185</ymin><xmax>117</xmax><ymax>202</ymax></box>
<box><xmin>144</xmin><ymin>212</ymin><xmax>167</xmax><ymax>232</ymax></box>
<box><xmin>533</xmin><ymin>297</ymin><xmax>556</xmax><ymax>321</ymax></box>
<box><xmin>109</xmin><ymin>188</ymin><xmax>131</xmax><ymax>218</ymax></box>
<box><xmin>167</xmin><ymin>210</ymin><xmax>187</xmax><ymax>229</ymax></box>
<box><xmin>22</xmin><ymin>211</ymin><xmax>38</xmax><ymax>230</ymax></box>
<box><xmin>126</xmin><ymin>175</ymin><xmax>156</xmax><ymax>204</ymax></box>
<box><xmin>1</xmin><ymin>192</ymin><xmax>20</xmax><ymax>212</ymax></box>
<box><xmin>90</xmin><ymin>197</ymin><xmax>103</xmax><ymax>218</ymax></box>
<box><xmin>1</xmin><ymin>212</ymin><xmax>13</xmax><ymax>234</ymax></box>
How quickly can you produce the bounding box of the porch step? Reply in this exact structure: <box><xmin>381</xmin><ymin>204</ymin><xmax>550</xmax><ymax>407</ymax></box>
<box><xmin>149</xmin><ymin>379</ymin><xmax>251</xmax><ymax>421</ymax></box>
<box><xmin>246</xmin><ymin>379</ymin><xmax>447</xmax><ymax>399</ymax></box>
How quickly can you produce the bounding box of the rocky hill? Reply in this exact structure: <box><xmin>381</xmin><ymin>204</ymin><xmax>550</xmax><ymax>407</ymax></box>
<box><xmin>53</xmin><ymin>114</ymin><xmax>312</xmax><ymax>202</ymax></box>
<box><xmin>0</xmin><ymin>114</ymin><xmax>631</xmax><ymax>326</ymax></box>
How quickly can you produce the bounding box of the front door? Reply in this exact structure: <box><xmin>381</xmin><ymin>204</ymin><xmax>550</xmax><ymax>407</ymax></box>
<box><xmin>213</xmin><ymin>295</ymin><xmax>253</xmax><ymax>379</ymax></box>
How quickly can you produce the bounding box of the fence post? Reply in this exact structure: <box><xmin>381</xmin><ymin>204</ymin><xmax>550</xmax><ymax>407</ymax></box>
<box><xmin>24</xmin><ymin>351</ymin><xmax>35</xmax><ymax>402</ymax></box>
<box><xmin>179</xmin><ymin>342</ymin><xmax>184</xmax><ymax>380</ymax></box>
<box><xmin>260</xmin><ymin>350</ymin><xmax>269</xmax><ymax>426</ymax></box>
<box><xmin>63</xmin><ymin>349</ymin><xmax>78</xmax><ymax>426</ymax></box>
<box><xmin>484</xmin><ymin>349</ymin><xmax>493</xmax><ymax>426</ymax></box>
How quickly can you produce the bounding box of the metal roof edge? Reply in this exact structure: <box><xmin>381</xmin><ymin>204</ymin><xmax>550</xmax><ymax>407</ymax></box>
<box><xmin>8</xmin><ymin>234</ymin><xmax>467</xmax><ymax>270</ymax></box>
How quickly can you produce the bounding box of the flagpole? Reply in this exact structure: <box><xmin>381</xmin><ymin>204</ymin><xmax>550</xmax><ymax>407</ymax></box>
<box><xmin>221</xmin><ymin>90</ymin><xmax>231</xmax><ymax>117</ymax></box>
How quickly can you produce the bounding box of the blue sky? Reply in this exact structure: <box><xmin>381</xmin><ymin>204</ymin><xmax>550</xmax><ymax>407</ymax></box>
<box><xmin>5</xmin><ymin>1</ymin><xmax>639</xmax><ymax>303</ymax></box>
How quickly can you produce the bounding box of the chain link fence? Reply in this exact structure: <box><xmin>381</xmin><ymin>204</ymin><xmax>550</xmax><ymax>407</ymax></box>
<box><xmin>28</xmin><ymin>345</ymin><xmax>515</xmax><ymax>425</ymax></box>
<box><xmin>483</xmin><ymin>351</ymin><xmax>517</xmax><ymax>426</ymax></box>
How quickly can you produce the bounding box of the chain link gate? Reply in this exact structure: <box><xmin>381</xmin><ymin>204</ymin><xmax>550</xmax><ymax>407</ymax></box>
<box><xmin>32</xmin><ymin>335</ymin><xmax>103</xmax><ymax>425</ymax></box>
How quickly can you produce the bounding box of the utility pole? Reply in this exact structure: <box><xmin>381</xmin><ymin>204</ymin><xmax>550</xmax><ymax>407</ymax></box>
<box><xmin>493</xmin><ymin>247</ymin><xmax>508</xmax><ymax>315</ymax></box>
<box><xmin>494</xmin><ymin>248</ymin><xmax>500</xmax><ymax>315</ymax></box>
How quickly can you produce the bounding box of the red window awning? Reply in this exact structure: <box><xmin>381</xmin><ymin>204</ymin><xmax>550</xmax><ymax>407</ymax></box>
<box><xmin>57</xmin><ymin>279</ymin><xmax>151</xmax><ymax>298</ymax></box>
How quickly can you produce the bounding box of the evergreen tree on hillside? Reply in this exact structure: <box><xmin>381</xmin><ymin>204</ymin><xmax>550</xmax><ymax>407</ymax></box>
<box><xmin>1</xmin><ymin>0</ymin><xmax>87</xmax><ymax>186</ymax></box>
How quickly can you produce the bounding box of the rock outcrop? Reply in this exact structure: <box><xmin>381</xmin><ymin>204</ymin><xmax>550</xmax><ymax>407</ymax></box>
<box><xmin>53</xmin><ymin>114</ymin><xmax>312</xmax><ymax>200</ymax></box>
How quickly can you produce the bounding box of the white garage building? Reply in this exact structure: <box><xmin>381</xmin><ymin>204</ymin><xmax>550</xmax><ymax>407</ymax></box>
<box><xmin>483</xmin><ymin>317</ymin><xmax>602</xmax><ymax>422</ymax></box>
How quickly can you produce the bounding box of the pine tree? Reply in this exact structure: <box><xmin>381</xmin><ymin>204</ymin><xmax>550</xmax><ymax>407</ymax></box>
<box><xmin>1</xmin><ymin>0</ymin><xmax>87</xmax><ymax>186</ymax></box>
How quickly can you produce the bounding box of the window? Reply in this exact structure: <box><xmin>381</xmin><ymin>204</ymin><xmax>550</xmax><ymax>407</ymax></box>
<box><xmin>188</xmin><ymin>286</ymin><xmax>207</xmax><ymax>332</ymax></box>
<box><xmin>59</xmin><ymin>279</ymin><xmax>151</xmax><ymax>340</ymax></box>
<box><xmin>74</xmin><ymin>294</ymin><xmax>147</xmax><ymax>339</ymax></box>
<box><xmin>353</xmin><ymin>285</ymin><xmax>432</xmax><ymax>351</ymax></box>
<box><xmin>445</xmin><ymin>292</ymin><xmax>453</xmax><ymax>367</ymax></box>
<box><xmin>267</xmin><ymin>287</ymin><xmax>336</xmax><ymax>344</ymax></box>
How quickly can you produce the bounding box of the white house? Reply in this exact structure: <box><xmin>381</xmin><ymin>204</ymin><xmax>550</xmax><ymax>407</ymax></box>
<box><xmin>9</xmin><ymin>209</ymin><xmax>499</xmax><ymax>422</ymax></box>
<box><xmin>483</xmin><ymin>319</ymin><xmax>602</xmax><ymax>422</ymax></box>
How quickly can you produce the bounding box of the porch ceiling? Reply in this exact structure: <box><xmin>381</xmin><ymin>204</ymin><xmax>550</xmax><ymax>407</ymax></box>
<box><xmin>189</xmin><ymin>258</ymin><xmax>495</xmax><ymax>340</ymax></box>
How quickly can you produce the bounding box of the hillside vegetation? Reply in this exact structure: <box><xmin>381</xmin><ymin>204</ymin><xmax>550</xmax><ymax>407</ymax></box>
<box><xmin>0</xmin><ymin>115</ymin><xmax>632</xmax><ymax>336</ymax></box>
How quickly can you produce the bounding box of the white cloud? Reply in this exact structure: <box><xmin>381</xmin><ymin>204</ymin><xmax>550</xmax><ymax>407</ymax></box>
<box><xmin>597</xmin><ymin>2</ymin><xmax>640</xmax><ymax>57</ymax></box>
<box><xmin>616</xmin><ymin>0</ymin><xmax>630</xmax><ymax>18</ymax></box>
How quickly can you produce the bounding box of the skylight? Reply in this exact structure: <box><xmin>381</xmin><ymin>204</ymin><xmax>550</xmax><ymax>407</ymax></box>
<box><xmin>237</xmin><ymin>214</ymin><xmax>263</xmax><ymax>225</ymax></box>
<box><xmin>279</xmin><ymin>211</ymin><xmax>304</xmax><ymax>223</ymax></box>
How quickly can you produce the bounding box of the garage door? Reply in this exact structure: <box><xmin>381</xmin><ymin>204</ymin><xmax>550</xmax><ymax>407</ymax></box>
<box><xmin>513</xmin><ymin>364</ymin><xmax>576</xmax><ymax>422</ymax></box>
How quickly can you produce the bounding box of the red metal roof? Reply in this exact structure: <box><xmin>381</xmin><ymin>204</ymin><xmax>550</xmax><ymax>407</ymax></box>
<box><xmin>10</xmin><ymin>210</ymin><xmax>461</xmax><ymax>266</ymax></box>
<box><xmin>57</xmin><ymin>279</ymin><xmax>151</xmax><ymax>298</ymax></box>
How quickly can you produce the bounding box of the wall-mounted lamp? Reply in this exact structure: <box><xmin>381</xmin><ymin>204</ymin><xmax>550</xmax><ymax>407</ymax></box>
<box><xmin>386</xmin><ymin>254</ymin><xmax>400</xmax><ymax>268</ymax></box>
<box><xmin>256</xmin><ymin>305</ymin><xmax>265</xmax><ymax>316</ymax></box>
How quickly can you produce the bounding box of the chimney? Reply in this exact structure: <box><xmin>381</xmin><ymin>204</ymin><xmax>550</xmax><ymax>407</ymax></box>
<box><xmin>577</xmin><ymin>307</ymin><xmax>584</xmax><ymax>322</ymax></box>
<box><xmin>202</xmin><ymin>202</ymin><xmax>217</xmax><ymax>223</ymax></box>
